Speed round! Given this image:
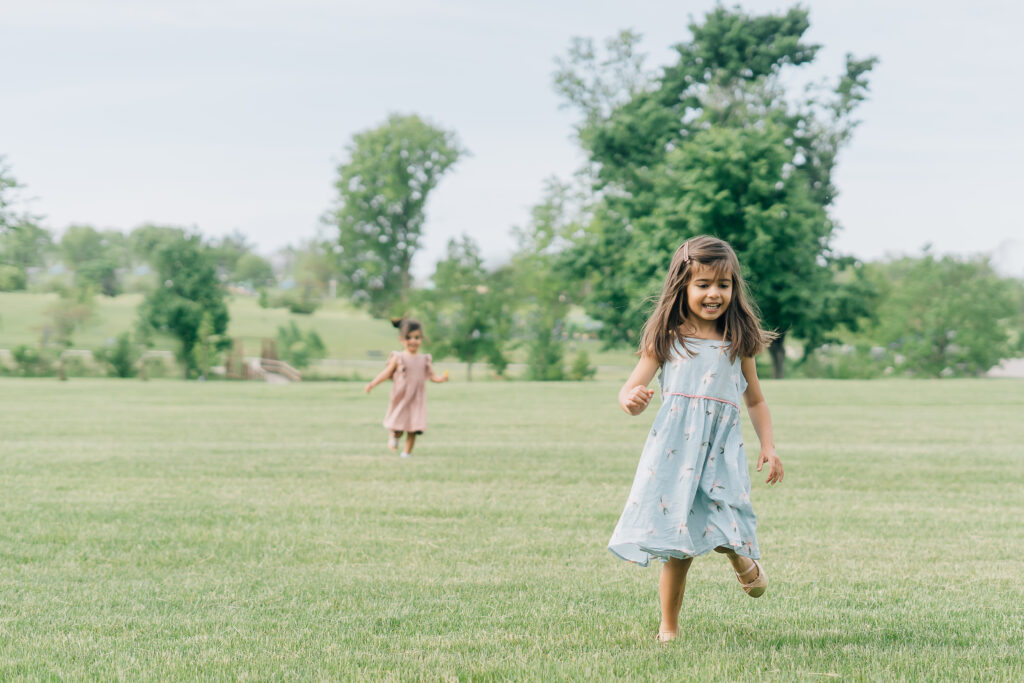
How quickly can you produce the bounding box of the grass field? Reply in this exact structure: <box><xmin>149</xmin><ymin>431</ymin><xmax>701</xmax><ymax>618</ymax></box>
<box><xmin>1</xmin><ymin>377</ymin><xmax>1022</xmax><ymax>679</ymax></box>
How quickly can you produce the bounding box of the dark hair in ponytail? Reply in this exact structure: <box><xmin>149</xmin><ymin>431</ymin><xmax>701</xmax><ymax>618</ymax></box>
<box><xmin>391</xmin><ymin>317</ymin><xmax>423</xmax><ymax>340</ymax></box>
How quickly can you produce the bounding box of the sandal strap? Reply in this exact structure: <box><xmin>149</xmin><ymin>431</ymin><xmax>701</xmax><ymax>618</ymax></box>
<box><xmin>736</xmin><ymin>559</ymin><xmax>759</xmax><ymax>579</ymax></box>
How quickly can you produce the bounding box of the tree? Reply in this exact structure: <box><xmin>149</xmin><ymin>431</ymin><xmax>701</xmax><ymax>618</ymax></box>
<box><xmin>0</xmin><ymin>155</ymin><xmax>28</xmax><ymax>235</ymax></box>
<box><xmin>44</xmin><ymin>288</ymin><xmax>95</xmax><ymax>380</ymax></box>
<box><xmin>209</xmin><ymin>230</ymin><xmax>253</xmax><ymax>279</ymax></box>
<box><xmin>0</xmin><ymin>156</ymin><xmax>48</xmax><ymax>290</ymax></box>
<box><xmin>128</xmin><ymin>224</ymin><xmax>187</xmax><ymax>267</ymax></box>
<box><xmin>138</xmin><ymin>233</ymin><xmax>230</xmax><ymax>378</ymax></box>
<box><xmin>0</xmin><ymin>223</ymin><xmax>53</xmax><ymax>272</ymax></box>
<box><xmin>60</xmin><ymin>224</ymin><xmax>121</xmax><ymax>296</ymax></box>
<box><xmin>233</xmin><ymin>252</ymin><xmax>275</xmax><ymax>288</ymax></box>
<box><xmin>0</xmin><ymin>223</ymin><xmax>53</xmax><ymax>290</ymax></box>
<box><xmin>553</xmin><ymin>29</ymin><xmax>652</xmax><ymax>128</ymax></box>
<box><xmin>418</xmin><ymin>235</ymin><xmax>510</xmax><ymax>380</ymax></box>
<box><xmin>101</xmin><ymin>229</ymin><xmax>131</xmax><ymax>269</ymax></box>
<box><xmin>44</xmin><ymin>289</ymin><xmax>94</xmax><ymax>348</ymax></box>
<box><xmin>290</xmin><ymin>239</ymin><xmax>336</xmax><ymax>302</ymax></box>
<box><xmin>511</xmin><ymin>179</ymin><xmax>584</xmax><ymax>381</ymax></box>
<box><xmin>328</xmin><ymin>113</ymin><xmax>463</xmax><ymax>316</ymax></box>
<box><xmin>555</xmin><ymin>6</ymin><xmax>878</xmax><ymax>377</ymax></box>
<box><xmin>864</xmin><ymin>253</ymin><xmax>1022</xmax><ymax>377</ymax></box>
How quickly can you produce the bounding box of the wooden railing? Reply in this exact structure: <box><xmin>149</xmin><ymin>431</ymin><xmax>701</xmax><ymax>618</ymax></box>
<box><xmin>259</xmin><ymin>358</ymin><xmax>302</xmax><ymax>382</ymax></box>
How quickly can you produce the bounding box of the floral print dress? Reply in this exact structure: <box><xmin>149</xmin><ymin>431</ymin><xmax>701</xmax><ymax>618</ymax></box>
<box><xmin>608</xmin><ymin>338</ymin><xmax>760</xmax><ymax>566</ymax></box>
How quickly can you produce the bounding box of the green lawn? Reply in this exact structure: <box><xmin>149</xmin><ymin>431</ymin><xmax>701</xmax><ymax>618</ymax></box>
<box><xmin>1</xmin><ymin>378</ymin><xmax>1022</xmax><ymax>679</ymax></box>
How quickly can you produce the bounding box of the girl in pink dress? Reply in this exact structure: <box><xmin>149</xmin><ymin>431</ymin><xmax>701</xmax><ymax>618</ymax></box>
<box><xmin>364</xmin><ymin>318</ymin><xmax>449</xmax><ymax>457</ymax></box>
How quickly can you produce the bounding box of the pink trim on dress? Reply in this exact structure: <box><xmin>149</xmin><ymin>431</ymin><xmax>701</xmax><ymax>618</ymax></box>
<box><xmin>663</xmin><ymin>392</ymin><xmax>740</xmax><ymax>411</ymax></box>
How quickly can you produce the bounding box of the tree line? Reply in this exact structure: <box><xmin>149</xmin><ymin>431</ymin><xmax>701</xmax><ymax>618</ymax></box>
<box><xmin>2</xmin><ymin>6</ymin><xmax>1022</xmax><ymax>380</ymax></box>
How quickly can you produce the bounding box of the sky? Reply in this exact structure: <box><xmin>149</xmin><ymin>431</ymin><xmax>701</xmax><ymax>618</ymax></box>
<box><xmin>2</xmin><ymin>0</ymin><xmax>1022</xmax><ymax>279</ymax></box>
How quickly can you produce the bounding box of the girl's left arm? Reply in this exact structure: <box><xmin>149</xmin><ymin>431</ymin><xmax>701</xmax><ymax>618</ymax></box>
<box><xmin>427</xmin><ymin>355</ymin><xmax>449</xmax><ymax>383</ymax></box>
<box><xmin>741</xmin><ymin>357</ymin><xmax>784</xmax><ymax>485</ymax></box>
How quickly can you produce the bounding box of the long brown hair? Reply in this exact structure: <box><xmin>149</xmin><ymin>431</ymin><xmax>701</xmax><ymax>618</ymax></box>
<box><xmin>638</xmin><ymin>235</ymin><xmax>776</xmax><ymax>364</ymax></box>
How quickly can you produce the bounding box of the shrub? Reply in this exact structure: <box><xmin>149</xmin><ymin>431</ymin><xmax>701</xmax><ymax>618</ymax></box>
<box><xmin>793</xmin><ymin>343</ymin><xmax>885</xmax><ymax>379</ymax></box>
<box><xmin>95</xmin><ymin>332</ymin><xmax>141</xmax><ymax>378</ymax></box>
<box><xmin>286</xmin><ymin>297</ymin><xmax>320</xmax><ymax>315</ymax></box>
<box><xmin>11</xmin><ymin>345</ymin><xmax>55</xmax><ymax>377</ymax></box>
<box><xmin>276</xmin><ymin>321</ymin><xmax>327</xmax><ymax>369</ymax></box>
<box><xmin>568</xmin><ymin>350</ymin><xmax>597</xmax><ymax>381</ymax></box>
<box><xmin>258</xmin><ymin>289</ymin><xmax>320</xmax><ymax>315</ymax></box>
<box><xmin>0</xmin><ymin>265</ymin><xmax>26</xmax><ymax>291</ymax></box>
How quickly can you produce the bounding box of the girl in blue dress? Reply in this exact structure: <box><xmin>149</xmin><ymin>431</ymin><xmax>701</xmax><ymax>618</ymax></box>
<box><xmin>609</xmin><ymin>235</ymin><xmax>785</xmax><ymax>644</ymax></box>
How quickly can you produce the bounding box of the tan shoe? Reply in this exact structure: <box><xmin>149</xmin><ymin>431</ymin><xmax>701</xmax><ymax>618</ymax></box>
<box><xmin>736</xmin><ymin>558</ymin><xmax>767</xmax><ymax>598</ymax></box>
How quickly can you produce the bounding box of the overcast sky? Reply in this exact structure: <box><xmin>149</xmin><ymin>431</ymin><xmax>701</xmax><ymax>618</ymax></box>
<box><xmin>3</xmin><ymin>0</ymin><xmax>1022</xmax><ymax>278</ymax></box>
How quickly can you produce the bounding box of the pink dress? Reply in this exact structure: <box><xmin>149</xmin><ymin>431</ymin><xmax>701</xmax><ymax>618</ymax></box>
<box><xmin>383</xmin><ymin>351</ymin><xmax>431</xmax><ymax>434</ymax></box>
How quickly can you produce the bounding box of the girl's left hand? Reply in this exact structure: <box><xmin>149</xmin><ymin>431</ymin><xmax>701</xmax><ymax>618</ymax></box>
<box><xmin>757</xmin><ymin>449</ymin><xmax>784</xmax><ymax>485</ymax></box>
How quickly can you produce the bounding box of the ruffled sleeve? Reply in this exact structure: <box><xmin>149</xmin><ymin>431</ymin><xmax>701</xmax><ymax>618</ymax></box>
<box><xmin>388</xmin><ymin>351</ymin><xmax>402</xmax><ymax>374</ymax></box>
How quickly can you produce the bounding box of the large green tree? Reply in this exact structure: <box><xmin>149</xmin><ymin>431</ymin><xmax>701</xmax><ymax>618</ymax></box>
<box><xmin>138</xmin><ymin>233</ymin><xmax>230</xmax><ymax>378</ymax></box>
<box><xmin>418</xmin><ymin>235</ymin><xmax>510</xmax><ymax>381</ymax></box>
<box><xmin>555</xmin><ymin>7</ymin><xmax>877</xmax><ymax>377</ymax></box>
<box><xmin>328</xmin><ymin>113</ymin><xmax>463</xmax><ymax>316</ymax></box>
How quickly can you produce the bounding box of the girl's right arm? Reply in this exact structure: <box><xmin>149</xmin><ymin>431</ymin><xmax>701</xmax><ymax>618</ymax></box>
<box><xmin>618</xmin><ymin>354</ymin><xmax>660</xmax><ymax>416</ymax></box>
<box><xmin>364</xmin><ymin>355</ymin><xmax>399</xmax><ymax>394</ymax></box>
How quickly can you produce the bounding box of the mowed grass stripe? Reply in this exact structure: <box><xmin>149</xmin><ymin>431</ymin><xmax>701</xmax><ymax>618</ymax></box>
<box><xmin>0</xmin><ymin>378</ymin><xmax>1021</xmax><ymax>679</ymax></box>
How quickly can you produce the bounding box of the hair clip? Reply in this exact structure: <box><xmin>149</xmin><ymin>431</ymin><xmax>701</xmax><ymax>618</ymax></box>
<box><xmin>681</xmin><ymin>241</ymin><xmax>690</xmax><ymax>263</ymax></box>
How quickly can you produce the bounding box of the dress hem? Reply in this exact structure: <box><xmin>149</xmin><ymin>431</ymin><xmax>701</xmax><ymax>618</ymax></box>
<box><xmin>608</xmin><ymin>538</ymin><xmax>760</xmax><ymax>567</ymax></box>
<box><xmin>384</xmin><ymin>425</ymin><xmax>425</xmax><ymax>435</ymax></box>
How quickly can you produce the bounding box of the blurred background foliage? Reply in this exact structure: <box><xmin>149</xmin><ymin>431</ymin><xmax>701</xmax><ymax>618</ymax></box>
<box><xmin>1</xmin><ymin>6</ymin><xmax>1021</xmax><ymax>382</ymax></box>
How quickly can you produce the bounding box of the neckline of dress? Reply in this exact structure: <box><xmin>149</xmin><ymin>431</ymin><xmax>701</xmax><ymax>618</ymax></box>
<box><xmin>681</xmin><ymin>336</ymin><xmax>728</xmax><ymax>343</ymax></box>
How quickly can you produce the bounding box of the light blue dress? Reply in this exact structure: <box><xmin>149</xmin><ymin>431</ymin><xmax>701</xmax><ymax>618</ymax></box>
<box><xmin>608</xmin><ymin>338</ymin><xmax>760</xmax><ymax>566</ymax></box>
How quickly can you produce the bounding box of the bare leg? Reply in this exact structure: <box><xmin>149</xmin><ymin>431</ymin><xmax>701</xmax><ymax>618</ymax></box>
<box><xmin>403</xmin><ymin>432</ymin><xmax>417</xmax><ymax>454</ymax></box>
<box><xmin>388</xmin><ymin>431</ymin><xmax>402</xmax><ymax>450</ymax></box>
<box><xmin>658</xmin><ymin>556</ymin><xmax>693</xmax><ymax>639</ymax></box>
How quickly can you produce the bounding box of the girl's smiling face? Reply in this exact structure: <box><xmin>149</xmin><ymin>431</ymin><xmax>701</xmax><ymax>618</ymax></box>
<box><xmin>686</xmin><ymin>263</ymin><xmax>733</xmax><ymax>323</ymax></box>
<box><xmin>402</xmin><ymin>329</ymin><xmax>423</xmax><ymax>354</ymax></box>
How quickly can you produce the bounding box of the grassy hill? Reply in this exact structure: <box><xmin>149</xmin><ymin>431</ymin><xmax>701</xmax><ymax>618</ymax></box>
<box><xmin>0</xmin><ymin>292</ymin><xmax>639</xmax><ymax>377</ymax></box>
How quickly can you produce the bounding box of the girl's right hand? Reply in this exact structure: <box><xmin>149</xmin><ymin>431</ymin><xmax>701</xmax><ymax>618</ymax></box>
<box><xmin>621</xmin><ymin>386</ymin><xmax>655</xmax><ymax>415</ymax></box>
<box><xmin>364</xmin><ymin>382</ymin><xmax>374</xmax><ymax>394</ymax></box>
